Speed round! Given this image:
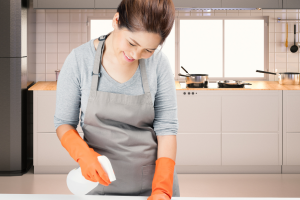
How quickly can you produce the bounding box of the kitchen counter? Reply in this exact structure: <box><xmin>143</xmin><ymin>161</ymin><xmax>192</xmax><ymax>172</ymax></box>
<box><xmin>0</xmin><ymin>194</ymin><xmax>292</xmax><ymax>200</ymax></box>
<box><xmin>28</xmin><ymin>81</ymin><xmax>300</xmax><ymax>91</ymax></box>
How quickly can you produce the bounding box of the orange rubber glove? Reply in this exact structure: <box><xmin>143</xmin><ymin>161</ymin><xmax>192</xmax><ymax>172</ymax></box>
<box><xmin>147</xmin><ymin>157</ymin><xmax>175</xmax><ymax>200</ymax></box>
<box><xmin>60</xmin><ymin>129</ymin><xmax>111</xmax><ymax>186</ymax></box>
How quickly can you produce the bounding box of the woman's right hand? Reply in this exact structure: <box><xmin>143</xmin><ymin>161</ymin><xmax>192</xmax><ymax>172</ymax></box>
<box><xmin>78</xmin><ymin>148</ymin><xmax>111</xmax><ymax>186</ymax></box>
<box><xmin>59</xmin><ymin>128</ymin><xmax>111</xmax><ymax>186</ymax></box>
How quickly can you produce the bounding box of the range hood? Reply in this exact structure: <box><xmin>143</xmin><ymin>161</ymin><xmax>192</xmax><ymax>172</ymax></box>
<box><xmin>176</xmin><ymin>8</ymin><xmax>260</xmax><ymax>11</ymax></box>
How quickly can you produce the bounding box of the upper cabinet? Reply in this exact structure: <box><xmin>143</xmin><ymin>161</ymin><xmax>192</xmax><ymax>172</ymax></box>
<box><xmin>222</xmin><ymin>0</ymin><xmax>283</xmax><ymax>9</ymax></box>
<box><xmin>33</xmin><ymin>0</ymin><xmax>94</xmax><ymax>9</ymax></box>
<box><xmin>33</xmin><ymin>0</ymin><xmax>285</xmax><ymax>9</ymax></box>
<box><xmin>95</xmin><ymin>0</ymin><xmax>122</xmax><ymax>9</ymax></box>
<box><xmin>172</xmin><ymin>0</ymin><xmax>222</xmax><ymax>8</ymax></box>
<box><xmin>283</xmin><ymin>0</ymin><xmax>300</xmax><ymax>8</ymax></box>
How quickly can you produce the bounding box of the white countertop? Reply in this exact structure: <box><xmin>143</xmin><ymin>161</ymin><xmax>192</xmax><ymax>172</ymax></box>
<box><xmin>0</xmin><ymin>195</ymin><xmax>298</xmax><ymax>200</ymax></box>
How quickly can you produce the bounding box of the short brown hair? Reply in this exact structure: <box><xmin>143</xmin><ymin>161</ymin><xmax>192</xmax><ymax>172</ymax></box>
<box><xmin>117</xmin><ymin>0</ymin><xmax>175</xmax><ymax>45</ymax></box>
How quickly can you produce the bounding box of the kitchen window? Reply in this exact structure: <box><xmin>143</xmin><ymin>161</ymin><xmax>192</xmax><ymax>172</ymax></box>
<box><xmin>88</xmin><ymin>16</ymin><xmax>269</xmax><ymax>81</ymax></box>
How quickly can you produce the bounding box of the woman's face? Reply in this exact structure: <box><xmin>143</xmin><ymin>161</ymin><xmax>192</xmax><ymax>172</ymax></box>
<box><xmin>110</xmin><ymin>13</ymin><xmax>162</xmax><ymax>66</ymax></box>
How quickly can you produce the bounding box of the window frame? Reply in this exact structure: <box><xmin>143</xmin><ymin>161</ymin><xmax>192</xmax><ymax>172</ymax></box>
<box><xmin>87</xmin><ymin>15</ymin><xmax>269</xmax><ymax>82</ymax></box>
<box><xmin>176</xmin><ymin>16</ymin><xmax>270</xmax><ymax>82</ymax></box>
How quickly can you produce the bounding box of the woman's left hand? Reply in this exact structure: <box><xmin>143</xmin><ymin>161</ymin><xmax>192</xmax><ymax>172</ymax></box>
<box><xmin>147</xmin><ymin>157</ymin><xmax>175</xmax><ymax>200</ymax></box>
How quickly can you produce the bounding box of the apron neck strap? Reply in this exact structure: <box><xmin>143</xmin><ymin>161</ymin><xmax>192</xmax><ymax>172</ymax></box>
<box><xmin>90</xmin><ymin>34</ymin><xmax>151</xmax><ymax>94</ymax></box>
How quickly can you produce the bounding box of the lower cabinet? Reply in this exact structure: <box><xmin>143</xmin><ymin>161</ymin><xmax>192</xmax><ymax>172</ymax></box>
<box><xmin>176</xmin><ymin>133</ymin><xmax>221</xmax><ymax>165</ymax></box>
<box><xmin>33</xmin><ymin>91</ymin><xmax>83</xmax><ymax>173</ymax></box>
<box><xmin>35</xmin><ymin>133</ymin><xmax>83</xmax><ymax>173</ymax></box>
<box><xmin>222</xmin><ymin>133</ymin><xmax>279</xmax><ymax>165</ymax></box>
<box><xmin>34</xmin><ymin>89</ymin><xmax>300</xmax><ymax>174</ymax></box>
<box><xmin>176</xmin><ymin>90</ymin><xmax>282</xmax><ymax>173</ymax></box>
<box><xmin>283</xmin><ymin>91</ymin><xmax>300</xmax><ymax>167</ymax></box>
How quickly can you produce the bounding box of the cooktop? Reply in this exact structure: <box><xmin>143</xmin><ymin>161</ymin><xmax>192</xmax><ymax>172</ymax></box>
<box><xmin>179</xmin><ymin>83</ymin><xmax>252</xmax><ymax>89</ymax></box>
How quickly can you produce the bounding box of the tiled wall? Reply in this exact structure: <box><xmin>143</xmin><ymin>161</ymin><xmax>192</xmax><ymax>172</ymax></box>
<box><xmin>35</xmin><ymin>9</ymin><xmax>300</xmax><ymax>81</ymax></box>
<box><xmin>35</xmin><ymin>9</ymin><xmax>117</xmax><ymax>81</ymax></box>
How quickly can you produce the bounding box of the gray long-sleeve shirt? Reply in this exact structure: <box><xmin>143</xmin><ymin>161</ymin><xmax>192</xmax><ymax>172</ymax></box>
<box><xmin>54</xmin><ymin>38</ymin><xmax>178</xmax><ymax>136</ymax></box>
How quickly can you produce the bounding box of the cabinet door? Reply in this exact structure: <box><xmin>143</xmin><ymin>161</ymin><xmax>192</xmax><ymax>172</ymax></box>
<box><xmin>283</xmin><ymin>91</ymin><xmax>300</xmax><ymax>165</ymax></box>
<box><xmin>222</xmin><ymin>91</ymin><xmax>281</xmax><ymax>132</ymax></box>
<box><xmin>222</xmin><ymin>91</ymin><xmax>282</xmax><ymax>165</ymax></box>
<box><xmin>176</xmin><ymin>91</ymin><xmax>222</xmax><ymax>133</ymax></box>
<box><xmin>37</xmin><ymin>132</ymin><xmax>84</xmax><ymax>166</ymax></box>
<box><xmin>222</xmin><ymin>133</ymin><xmax>279</xmax><ymax>165</ymax></box>
<box><xmin>222</xmin><ymin>0</ymin><xmax>282</xmax><ymax>8</ymax></box>
<box><xmin>95</xmin><ymin>0</ymin><xmax>122</xmax><ymax>8</ymax></box>
<box><xmin>35</xmin><ymin>0</ymin><xmax>94</xmax><ymax>8</ymax></box>
<box><xmin>176</xmin><ymin>133</ymin><xmax>221</xmax><ymax>165</ymax></box>
<box><xmin>35</xmin><ymin>91</ymin><xmax>83</xmax><ymax>133</ymax></box>
<box><xmin>173</xmin><ymin>0</ymin><xmax>222</xmax><ymax>8</ymax></box>
<box><xmin>176</xmin><ymin>91</ymin><xmax>222</xmax><ymax>165</ymax></box>
<box><xmin>283</xmin><ymin>0</ymin><xmax>300</xmax><ymax>8</ymax></box>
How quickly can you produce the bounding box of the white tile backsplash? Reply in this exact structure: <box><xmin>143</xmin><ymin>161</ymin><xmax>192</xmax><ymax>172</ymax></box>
<box><xmin>45</xmin><ymin>13</ymin><xmax>58</xmax><ymax>22</ymax></box>
<box><xmin>46</xmin><ymin>33</ymin><xmax>57</xmax><ymax>43</ymax></box>
<box><xmin>58</xmin><ymin>43</ymin><xmax>69</xmax><ymax>53</ymax></box>
<box><xmin>36</xmin><ymin>13</ymin><xmax>45</xmax><ymax>23</ymax></box>
<box><xmin>46</xmin><ymin>64</ymin><xmax>57</xmax><ymax>73</ymax></box>
<box><xmin>58</xmin><ymin>23</ymin><xmax>70</xmax><ymax>32</ymax></box>
<box><xmin>287</xmin><ymin>62</ymin><xmax>299</xmax><ymax>72</ymax></box>
<box><xmin>46</xmin><ymin>53</ymin><xmax>57</xmax><ymax>64</ymax></box>
<box><xmin>58</xmin><ymin>33</ymin><xmax>69</xmax><ymax>43</ymax></box>
<box><xmin>35</xmin><ymin>9</ymin><xmax>300</xmax><ymax>81</ymax></box>
<box><xmin>70</xmin><ymin>23</ymin><xmax>81</xmax><ymax>32</ymax></box>
<box><xmin>46</xmin><ymin>43</ymin><xmax>57</xmax><ymax>53</ymax></box>
<box><xmin>58</xmin><ymin>13</ymin><xmax>69</xmax><ymax>22</ymax></box>
<box><xmin>46</xmin><ymin>23</ymin><xmax>57</xmax><ymax>33</ymax></box>
<box><xmin>275</xmin><ymin>53</ymin><xmax>287</xmax><ymax>62</ymax></box>
<box><xmin>287</xmin><ymin>52</ymin><xmax>299</xmax><ymax>62</ymax></box>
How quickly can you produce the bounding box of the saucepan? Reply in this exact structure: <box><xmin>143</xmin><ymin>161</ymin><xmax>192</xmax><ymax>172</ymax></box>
<box><xmin>256</xmin><ymin>70</ymin><xmax>300</xmax><ymax>85</ymax></box>
<box><xmin>178</xmin><ymin>66</ymin><xmax>209</xmax><ymax>85</ymax></box>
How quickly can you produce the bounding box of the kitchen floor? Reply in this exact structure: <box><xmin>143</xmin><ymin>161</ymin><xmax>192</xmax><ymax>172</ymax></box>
<box><xmin>0</xmin><ymin>166</ymin><xmax>300</xmax><ymax>197</ymax></box>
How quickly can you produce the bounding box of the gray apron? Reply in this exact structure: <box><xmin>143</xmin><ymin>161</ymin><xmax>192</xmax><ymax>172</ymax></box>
<box><xmin>83</xmin><ymin>34</ymin><xmax>180</xmax><ymax>197</ymax></box>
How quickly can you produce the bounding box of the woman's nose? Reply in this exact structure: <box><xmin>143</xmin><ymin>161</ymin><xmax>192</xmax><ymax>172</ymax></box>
<box><xmin>130</xmin><ymin>51</ymin><xmax>142</xmax><ymax>60</ymax></box>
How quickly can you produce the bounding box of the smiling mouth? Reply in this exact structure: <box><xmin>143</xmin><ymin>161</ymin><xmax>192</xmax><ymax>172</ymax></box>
<box><xmin>123</xmin><ymin>51</ymin><xmax>135</xmax><ymax>61</ymax></box>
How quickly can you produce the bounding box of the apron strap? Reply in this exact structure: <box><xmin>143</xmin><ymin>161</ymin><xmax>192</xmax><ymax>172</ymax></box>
<box><xmin>90</xmin><ymin>34</ymin><xmax>151</xmax><ymax>98</ymax></box>
<box><xmin>139</xmin><ymin>59</ymin><xmax>151</xmax><ymax>94</ymax></box>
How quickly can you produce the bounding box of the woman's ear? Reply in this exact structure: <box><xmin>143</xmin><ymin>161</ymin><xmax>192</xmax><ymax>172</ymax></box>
<box><xmin>112</xmin><ymin>12</ymin><xmax>119</xmax><ymax>29</ymax></box>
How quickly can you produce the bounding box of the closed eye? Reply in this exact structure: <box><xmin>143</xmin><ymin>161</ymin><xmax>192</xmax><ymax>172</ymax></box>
<box><xmin>129</xmin><ymin>42</ymin><xmax>153</xmax><ymax>53</ymax></box>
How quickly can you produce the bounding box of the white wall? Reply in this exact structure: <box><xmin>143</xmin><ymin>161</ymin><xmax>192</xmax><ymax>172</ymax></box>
<box><xmin>35</xmin><ymin>9</ymin><xmax>300</xmax><ymax>81</ymax></box>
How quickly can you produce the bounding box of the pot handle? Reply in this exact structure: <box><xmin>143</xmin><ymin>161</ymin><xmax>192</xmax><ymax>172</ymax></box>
<box><xmin>178</xmin><ymin>73</ymin><xmax>190</xmax><ymax>77</ymax></box>
<box><xmin>256</xmin><ymin>70</ymin><xmax>276</xmax><ymax>75</ymax></box>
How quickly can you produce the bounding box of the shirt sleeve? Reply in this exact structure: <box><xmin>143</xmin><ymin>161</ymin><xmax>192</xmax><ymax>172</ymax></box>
<box><xmin>54</xmin><ymin>49</ymin><xmax>81</xmax><ymax>131</ymax></box>
<box><xmin>153</xmin><ymin>51</ymin><xmax>179</xmax><ymax>136</ymax></box>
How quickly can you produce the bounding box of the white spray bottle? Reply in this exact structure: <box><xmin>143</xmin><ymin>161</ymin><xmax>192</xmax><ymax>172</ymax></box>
<box><xmin>67</xmin><ymin>155</ymin><xmax>116</xmax><ymax>195</ymax></box>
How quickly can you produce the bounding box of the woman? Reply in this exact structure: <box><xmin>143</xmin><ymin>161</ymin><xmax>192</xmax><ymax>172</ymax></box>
<box><xmin>54</xmin><ymin>0</ymin><xmax>179</xmax><ymax>199</ymax></box>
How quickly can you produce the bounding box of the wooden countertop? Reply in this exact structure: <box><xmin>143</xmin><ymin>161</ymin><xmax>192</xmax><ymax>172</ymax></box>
<box><xmin>28</xmin><ymin>81</ymin><xmax>300</xmax><ymax>91</ymax></box>
<box><xmin>28</xmin><ymin>81</ymin><xmax>57</xmax><ymax>91</ymax></box>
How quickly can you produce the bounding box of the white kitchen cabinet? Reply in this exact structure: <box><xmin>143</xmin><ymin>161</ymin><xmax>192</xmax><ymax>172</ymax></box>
<box><xmin>176</xmin><ymin>91</ymin><xmax>222</xmax><ymax>166</ymax></box>
<box><xmin>34</xmin><ymin>91</ymin><xmax>83</xmax><ymax>173</ymax></box>
<box><xmin>222</xmin><ymin>91</ymin><xmax>282</xmax><ymax>166</ymax></box>
<box><xmin>222</xmin><ymin>133</ymin><xmax>279</xmax><ymax>165</ymax></box>
<box><xmin>283</xmin><ymin>91</ymin><xmax>300</xmax><ymax>170</ymax></box>
<box><xmin>176</xmin><ymin>133</ymin><xmax>221</xmax><ymax>165</ymax></box>
<box><xmin>172</xmin><ymin>0</ymin><xmax>222</xmax><ymax>8</ymax></box>
<box><xmin>222</xmin><ymin>0</ymin><xmax>282</xmax><ymax>8</ymax></box>
<box><xmin>176</xmin><ymin>90</ymin><xmax>282</xmax><ymax>172</ymax></box>
<box><xmin>33</xmin><ymin>0</ymin><xmax>94</xmax><ymax>9</ymax></box>
<box><xmin>94</xmin><ymin>0</ymin><xmax>122</xmax><ymax>9</ymax></box>
<box><xmin>283</xmin><ymin>0</ymin><xmax>300</xmax><ymax>8</ymax></box>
